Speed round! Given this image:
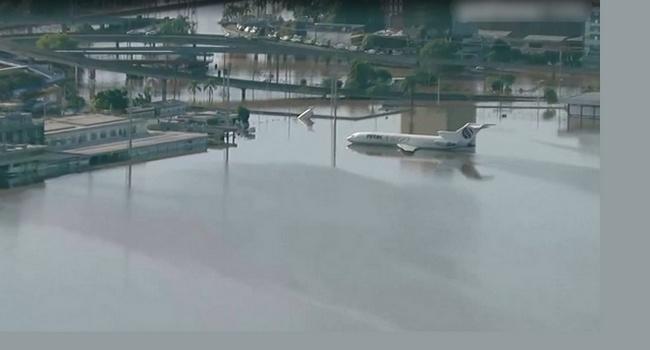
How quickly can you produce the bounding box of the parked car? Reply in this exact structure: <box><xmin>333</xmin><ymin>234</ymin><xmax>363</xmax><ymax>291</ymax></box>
<box><xmin>280</xmin><ymin>35</ymin><xmax>290</xmax><ymax>41</ymax></box>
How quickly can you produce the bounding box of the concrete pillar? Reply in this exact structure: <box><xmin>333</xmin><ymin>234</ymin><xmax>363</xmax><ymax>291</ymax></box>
<box><xmin>161</xmin><ymin>79</ymin><xmax>167</xmax><ymax>101</ymax></box>
<box><xmin>116</xmin><ymin>41</ymin><xmax>119</xmax><ymax>48</ymax></box>
<box><xmin>241</xmin><ymin>88</ymin><xmax>246</xmax><ymax>101</ymax></box>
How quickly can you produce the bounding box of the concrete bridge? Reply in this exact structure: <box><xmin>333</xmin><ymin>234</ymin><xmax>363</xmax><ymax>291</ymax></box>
<box><xmin>3</xmin><ymin>32</ymin><xmax>600</xmax><ymax>75</ymax></box>
<box><xmin>0</xmin><ymin>37</ymin><xmax>544</xmax><ymax>103</ymax></box>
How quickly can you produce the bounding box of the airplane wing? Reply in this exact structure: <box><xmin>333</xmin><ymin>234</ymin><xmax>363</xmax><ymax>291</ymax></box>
<box><xmin>397</xmin><ymin>143</ymin><xmax>418</xmax><ymax>153</ymax></box>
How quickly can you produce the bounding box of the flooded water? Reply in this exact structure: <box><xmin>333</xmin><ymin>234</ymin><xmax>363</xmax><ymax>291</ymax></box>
<box><xmin>73</xmin><ymin>2</ymin><xmax>597</xmax><ymax>104</ymax></box>
<box><xmin>0</xmin><ymin>102</ymin><xmax>599</xmax><ymax>330</ymax></box>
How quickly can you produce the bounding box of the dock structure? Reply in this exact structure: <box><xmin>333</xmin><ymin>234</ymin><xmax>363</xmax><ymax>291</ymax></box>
<box><xmin>0</xmin><ymin>144</ymin><xmax>89</xmax><ymax>188</ymax></box>
<box><xmin>65</xmin><ymin>131</ymin><xmax>208</xmax><ymax>166</ymax></box>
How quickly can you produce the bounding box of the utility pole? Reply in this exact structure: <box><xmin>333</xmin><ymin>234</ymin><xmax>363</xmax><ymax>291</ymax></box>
<box><xmin>128</xmin><ymin>109</ymin><xmax>133</xmax><ymax>160</ymax></box>
<box><xmin>330</xmin><ymin>72</ymin><xmax>338</xmax><ymax>168</ymax></box>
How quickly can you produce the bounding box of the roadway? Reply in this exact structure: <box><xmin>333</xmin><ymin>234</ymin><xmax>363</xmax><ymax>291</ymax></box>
<box><xmin>0</xmin><ymin>37</ymin><xmax>544</xmax><ymax>102</ymax></box>
<box><xmin>2</xmin><ymin>32</ymin><xmax>601</xmax><ymax>76</ymax></box>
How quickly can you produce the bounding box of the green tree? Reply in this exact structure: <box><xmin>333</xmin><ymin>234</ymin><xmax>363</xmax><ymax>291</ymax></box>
<box><xmin>237</xmin><ymin>105</ymin><xmax>251</xmax><ymax>127</ymax></box>
<box><xmin>159</xmin><ymin>15</ymin><xmax>193</xmax><ymax>35</ymax></box>
<box><xmin>346</xmin><ymin>60</ymin><xmax>377</xmax><ymax>90</ymax></box>
<box><xmin>93</xmin><ymin>89</ymin><xmax>129</xmax><ymax>112</ymax></box>
<box><xmin>36</xmin><ymin>33</ymin><xmax>78</xmax><ymax>50</ymax></box>
<box><xmin>419</xmin><ymin>39</ymin><xmax>459</xmax><ymax>60</ymax></box>
<box><xmin>489</xmin><ymin>39</ymin><xmax>513</xmax><ymax>62</ymax></box>
<box><xmin>401</xmin><ymin>75</ymin><xmax>418</xmax><ymax>108</ymax></box>
<box><xmin>132</xmin><ymin>87</ymin><xmax>152</xmax><ymax>107</ymax></box>
<box><xmin>0</xmin><ymin>71</ymin><xmax>44</xmax><ymax>100</ymax></box>
<box><xmin>544</xmin><ymin>88</ymin><xmax>559</xmax><ymax>104</ymax></box>
<box><xmin>204</xmin><ymin>79</ymin><xmax>217</xmax><ymax>104</ymax></box>
<box><xmin>223</xmin><ymin>2</ymin><xmax>252</xmax><ymax>21</ymax></box>
<box><xmin>366</xmin><ymin>83</ymin><xmax>391</xmax><ymax>97</ymax></box>
<box><xmin>374</xmin><ymin>69</ymin><xmax>392</xmax><ymax>84</ymax></box>
<box><xmin>187</xmin><ymin>81</ymin><xmax>202</xmax><ymax>103</ymax></box>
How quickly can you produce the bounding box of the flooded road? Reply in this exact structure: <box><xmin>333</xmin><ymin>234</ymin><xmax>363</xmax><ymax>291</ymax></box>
<box><xmin>0</xmin><ymin>102</ymin><xmax>599</xmax><ymax>330</ymax></box>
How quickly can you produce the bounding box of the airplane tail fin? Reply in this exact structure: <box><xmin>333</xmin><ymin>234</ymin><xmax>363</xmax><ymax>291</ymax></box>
<box><xmin>456</xmin><ymin>123</ymin><xmax>495</xmax><ymax>145</ymax></box>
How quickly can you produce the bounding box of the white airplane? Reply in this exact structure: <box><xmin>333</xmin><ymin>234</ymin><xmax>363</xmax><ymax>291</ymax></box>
<box><xmin>346</xmin><ymin>123</ymin><xmax>495</xmax><ymax>153</ymax></box>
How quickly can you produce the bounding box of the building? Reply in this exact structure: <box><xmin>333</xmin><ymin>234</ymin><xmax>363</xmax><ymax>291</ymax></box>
<box><xmin>451</xmin><ymin>0</ymin><xmax>591</xmax><ymax>40</ymax></box>
<box><xmin>0</xmin><ymin>112</ymin><xmax>44</xmax><ymax>145</ymax></box>
<box><xmin>125</xmin><ymin>100</ymin><xmax>187</xmax><ymax>120</ymax></box>
<box><xmin>0</xmin><ymin>144</ymin><xmax>89</xmax><ymax>188</ymax></box>
<box><xmin>561</xmin><ymin>92</ymin><xmax>600</xmax><ymax>119</ymax></box>
<box><xmin>151</xmin><ymin>100</ymin><xmax>187</xmax><ymax>118</ymax></box>
<box><xmin>125</xmin><ymin>105</ymin><xmax>156</xmax><ymax>119</ymax></box>
<box><xmin>65</xmin><ymin>132</ymin><xmax>208</xmax><ymax>167</ymax></box>
<box><xmin>44</xmin><ymin>114</ymin><xmax>148</xmax><ymax>150</ymax></box>
<box><xmin>381</xmin><ymin>0</ymin><xmax>404</xmax><ymax>29</ymax></box>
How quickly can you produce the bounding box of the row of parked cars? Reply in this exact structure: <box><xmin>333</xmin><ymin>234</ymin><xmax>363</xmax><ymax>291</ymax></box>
<box><xmin>275</xmin><ymin>34</ymin><xmax>406</xmax><ymax>56</ymax></box>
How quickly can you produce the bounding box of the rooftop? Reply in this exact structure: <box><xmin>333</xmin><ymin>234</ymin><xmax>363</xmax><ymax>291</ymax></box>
<box><xmin>561</xmin><ymin>92</ymin><xmax>600</xmax><ymax>106</ymax></box>
<box><xmin>523</xmin><ymin>34</ymin><xmax>568</xmax><ymax>42</ymax></box>
<box><xmin>478</xmin><ymin>29</ymin><xmax>512</xmax><ymax>39</ymax></box>
<box><xmin>44</xmin><ymin>114</ymin><xmax>129</xmax><ymax>134</ymax></box>
<box><xmin>150</xmin><ymin>99</ymin><xmax>186</xmax><ymax>107</ymax></box>
<box><xmin>63</xmin><ymin>132</ymin><xmax>206</xmax><ymax>156</ymax></box>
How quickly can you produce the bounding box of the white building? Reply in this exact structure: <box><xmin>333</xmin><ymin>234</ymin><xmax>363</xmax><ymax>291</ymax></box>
<box><xmin>44</xmin><ymin>114</ymin><xmax>147</xmax><ymax>150</ymax></box>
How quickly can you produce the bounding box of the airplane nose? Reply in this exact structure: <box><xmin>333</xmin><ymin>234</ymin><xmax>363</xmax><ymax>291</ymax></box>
<box><xmin>346</xmin><ymin>135</ymin><xmax>354</xmax><ymax>142</ymax></box>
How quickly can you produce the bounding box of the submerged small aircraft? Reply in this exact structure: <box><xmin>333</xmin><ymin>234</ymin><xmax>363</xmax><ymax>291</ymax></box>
<box><xmin>346</xmin><ymin>123</ymin><xmax>495</xmax><ymax>153</ymax></box>
<box><xmin>296</xmin><ymin>107</ymin><xmax>315</xmax><ymax>131</ymax></box>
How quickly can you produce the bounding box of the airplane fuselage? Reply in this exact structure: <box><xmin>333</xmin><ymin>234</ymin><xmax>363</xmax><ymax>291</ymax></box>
<box><xmin>346</xmin><ymin>132</ymin><xmax>472</xmax><ymax>150</ymax></box>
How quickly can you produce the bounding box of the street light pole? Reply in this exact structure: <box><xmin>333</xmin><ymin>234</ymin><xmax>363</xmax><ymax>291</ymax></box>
<box><xmin>128</xmin><ymin>110</ymin><xmax>133</xmax><ymax>160</ymax></box>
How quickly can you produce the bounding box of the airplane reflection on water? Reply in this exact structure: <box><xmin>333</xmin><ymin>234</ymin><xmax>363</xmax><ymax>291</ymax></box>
<box><xmin>346</xmin><ymin>144</ymin><xmax>492</xmax><ymax>181</ymax></box>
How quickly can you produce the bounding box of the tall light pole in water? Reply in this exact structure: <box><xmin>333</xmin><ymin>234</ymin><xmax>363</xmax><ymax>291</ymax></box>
<box><xmin>127</xmin><ymin>109</ymin><xmax>133</xmax><ymax>160</ymax></box>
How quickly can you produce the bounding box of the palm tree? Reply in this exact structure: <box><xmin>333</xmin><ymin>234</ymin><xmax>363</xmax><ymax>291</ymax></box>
<box><xmin>401</xmin><ymin>75</ymin><xmax>418</xmax><ymax>109</ymax></box>
<box><xmin>187</xmin><ymin>80</ymin><xmax>201</xmax><ymax>103</ymax></box>
<box><xmin>204</xmin><ymin>78</ymin><xmax>217</xmax><ymax>104</ymax></box>
<box><xmin>401</xmin><ymin>76</ymin><xmax>419</xmax><ymax>133</ymax></box>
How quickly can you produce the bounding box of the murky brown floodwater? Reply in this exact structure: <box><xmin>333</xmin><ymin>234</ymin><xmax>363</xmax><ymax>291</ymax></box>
<box><xmin>0</xmin><ymin>101</ymin><xmax>599</xmax><ymax>330</ymax></box>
